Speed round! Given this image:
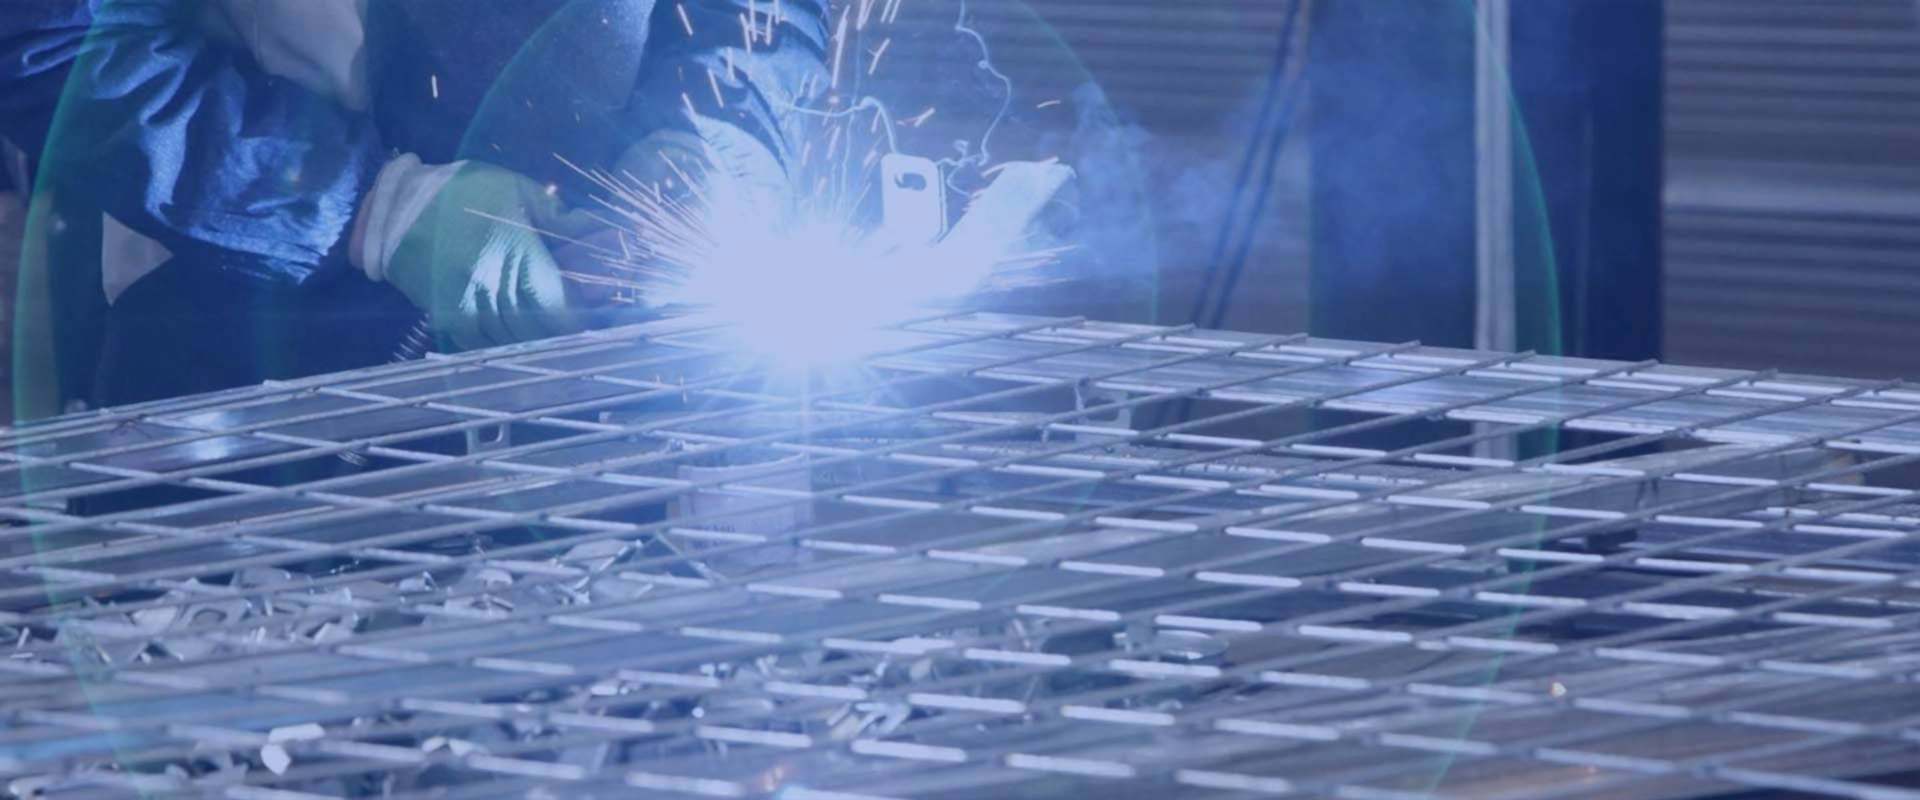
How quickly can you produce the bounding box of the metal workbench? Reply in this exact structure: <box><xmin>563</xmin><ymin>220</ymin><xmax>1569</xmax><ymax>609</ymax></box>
<box><xmin>5</xmin><ymin>313</ymin><xmax>1920</xmax><ymax>799</ymax></box>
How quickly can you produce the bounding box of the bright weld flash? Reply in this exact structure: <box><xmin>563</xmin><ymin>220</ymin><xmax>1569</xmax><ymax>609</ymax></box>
<box><xmin>654</xmin><ymin>156</ymin><xmax>1072</xmax><ymax>367</ymax></box>
<box><xmin>571</xmin><ymin>147</ymin><xmax>1072</xmax><ymax>367</ymax></box>
<box><xmin>668</xmin><ymin>208</ymin><xmax>997</xmax><ymax>366</ymax></box>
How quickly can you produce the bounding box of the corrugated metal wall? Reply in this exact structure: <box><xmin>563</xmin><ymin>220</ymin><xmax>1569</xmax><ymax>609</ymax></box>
<box><xmin>1666</xmin><ymin>0</ymin><xmax>1920</xmax><ymax>378</ymax></box>
<box><xmin>959</xmin><ymin>0</ymin><xmax>1920</xmax><ymax>376</ymax></box>
<box><xmin>975</xmin><ymin>0</ymin><xmax>1292</xmax><ymax>123</ymax></box>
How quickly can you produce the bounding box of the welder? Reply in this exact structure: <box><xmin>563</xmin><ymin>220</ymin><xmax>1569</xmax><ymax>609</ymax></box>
<box><xmin>0</xmin><ymin>0</ymin><xmax>827</xmax><ymax>419</ymax></box>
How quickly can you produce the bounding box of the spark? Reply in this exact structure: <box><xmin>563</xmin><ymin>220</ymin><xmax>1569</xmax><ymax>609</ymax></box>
<box><xmin>829</xmin><ymin>7</ymin><xmax>850</xmax><ymax>90</ymax></box>
<box><xmin>1036</xmin><ymin>99</ymin><xmax>1062</xmax><ymax>109</ymax></box>
<box><xmin>653</xmin><ymin>149</ymin><xmax>711</xmax><ymax>208</ymax></box>
<box><xmin>547</xmin><ymin>0</ymin><xmax>1068</xmax><ymax>366</ymax></box>
<box><xmin>557</xmin><ymin>153</ymin><xmax>1061</xmax><ymax>367</ymax></box>
<box><xmin>773</xmin><ymin>93</ymin><xmax>900</xmax><ymax>154</ymax></box>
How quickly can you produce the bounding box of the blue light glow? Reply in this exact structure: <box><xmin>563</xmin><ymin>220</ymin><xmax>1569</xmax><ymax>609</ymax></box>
<box><xmin>659</xmin><ymin>179</ymin><xmax>1007</xmax><ymax>366</ymax></box>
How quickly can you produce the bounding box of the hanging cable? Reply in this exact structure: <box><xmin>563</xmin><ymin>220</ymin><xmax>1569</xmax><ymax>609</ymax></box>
<box><xmin>1186</xmin><ymin>0</ymin><xmax>1306</xmax><ymax>330</ymax></box>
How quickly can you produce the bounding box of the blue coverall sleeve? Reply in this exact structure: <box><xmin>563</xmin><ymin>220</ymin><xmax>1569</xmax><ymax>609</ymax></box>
<box><xmin>628</xmin><ymin>0</ymin><xmax>832</xmax><ymax>179</ymax></box>
<box><xmin>0</xmin><ymin>0</ymin><xmax>386</xmax><ymax>284</ymax></box>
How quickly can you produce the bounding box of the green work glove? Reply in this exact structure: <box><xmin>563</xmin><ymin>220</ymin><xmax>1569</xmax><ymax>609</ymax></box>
<box><xmin>356</xmin><ymin>157</ymin><xmax>585</xmax><ymax>351</ymax></box>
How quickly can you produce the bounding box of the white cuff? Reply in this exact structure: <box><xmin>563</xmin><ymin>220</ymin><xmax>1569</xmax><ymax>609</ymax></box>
<box><xmin>351</xmin><ymin>154</ymin><xmax>466</xmax><ymax>283</ymax></box>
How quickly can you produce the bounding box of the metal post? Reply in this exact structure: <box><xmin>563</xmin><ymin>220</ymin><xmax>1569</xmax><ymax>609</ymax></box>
<box><xmin>1475</xmin><ymin>0</ymin><xmax>1516</xmax><ymax>354</ymax></box>
<box><xmin>1475</xmin><ymin>0</ymin><xmax>1517</xmax><ymax>460</ymax></box>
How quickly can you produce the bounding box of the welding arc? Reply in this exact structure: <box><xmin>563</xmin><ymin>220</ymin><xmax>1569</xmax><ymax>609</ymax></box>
<box><xmin>1188</xmin><ymin>0</ymin><xmax>1306</xmax><ymax>332</ymax></box>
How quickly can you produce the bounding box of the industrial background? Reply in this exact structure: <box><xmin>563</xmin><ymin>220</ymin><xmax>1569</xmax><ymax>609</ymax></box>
<box><xmin>10</xmin><ymin>1</ymin><xmax>1920</xmax><ymax>799</ymax></box>
<box><xmin>971</xmin><ymin>0</ymin><xmax>1920</xmax><ymax>377</ymax></box>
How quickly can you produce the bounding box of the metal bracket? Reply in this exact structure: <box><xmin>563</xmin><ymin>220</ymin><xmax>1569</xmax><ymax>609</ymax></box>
<box><xmin>879</xmin><ymin>153</ymin><xmax>948</xmax><ymax>249</ymax></box>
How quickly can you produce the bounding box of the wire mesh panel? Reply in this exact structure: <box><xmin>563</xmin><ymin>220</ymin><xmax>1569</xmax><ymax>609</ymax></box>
<box><xmin>5</xmin><ymin>313</ymin><xmax>1920</xmax><ymax>799</ymax></box>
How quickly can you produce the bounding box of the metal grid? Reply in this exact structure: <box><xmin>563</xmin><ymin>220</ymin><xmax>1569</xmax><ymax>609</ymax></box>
<box><xmin>6</xmin><ymin>313</ymin><xmax>1920</xmax><ymax>799</ymax></box>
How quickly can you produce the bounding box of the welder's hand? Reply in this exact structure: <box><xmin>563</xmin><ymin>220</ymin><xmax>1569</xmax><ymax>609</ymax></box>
<box><xmin>355</xmin><ymin>157</ymin><xmax>585</xmax><ymax>351</ymax></box>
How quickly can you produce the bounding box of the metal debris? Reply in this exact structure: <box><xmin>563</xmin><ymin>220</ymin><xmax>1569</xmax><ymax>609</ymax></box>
<box><xmin>4</xmin><ymin>314</ymin><xmax>1920</xmax><ymax>798</ymax></box>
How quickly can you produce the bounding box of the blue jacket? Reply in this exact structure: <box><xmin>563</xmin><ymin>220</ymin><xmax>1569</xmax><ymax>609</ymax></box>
<box><xmin>0</xmin><ymin>0</ymin><xmax>382</xmax><ymax>281</ymax></box>
<box><xmin>0</xmin><ymin>0</ymin><xmax>829</xmax><ymax>286</ymax></box>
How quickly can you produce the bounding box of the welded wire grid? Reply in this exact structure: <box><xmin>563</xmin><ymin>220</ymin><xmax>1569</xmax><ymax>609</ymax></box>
<box><xmin>6</xmin><ymin>314</ymin><xmax>1920</xmax><ymax>799</ymax></box>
